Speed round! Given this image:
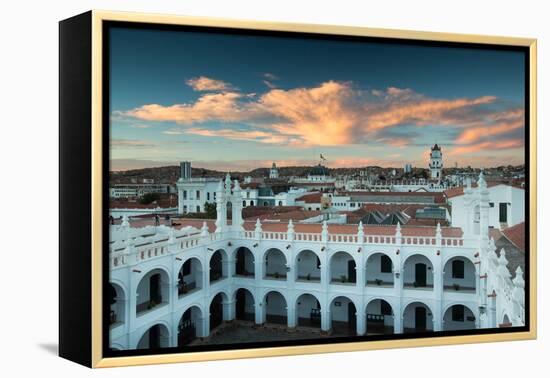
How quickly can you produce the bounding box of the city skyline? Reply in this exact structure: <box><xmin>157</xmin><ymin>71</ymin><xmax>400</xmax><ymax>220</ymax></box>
<box><xmin>109</xmin><ymin>27</ymin><xmax>526</xmax><ymax>172</ymax></box>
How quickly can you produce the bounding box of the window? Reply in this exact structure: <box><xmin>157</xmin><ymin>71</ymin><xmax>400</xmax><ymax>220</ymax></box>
<box><xmin>213</xmin><ymin>192</ymin><xmax>216</xmax><ymax>200</ymax></box>
<box><xmin>489</xmin><ymin>202</ymin><xmax>494</xmax><ymax>208</ymax></box>
<box><xmin>242</xmin><ymin>200</ymin><xmax>246</xmax><ymax>207</ymax></box>
<box><xmin>499</xmin><ymin>202</ymin><xmax>508</xmax><ymax>223</ymax></box>
<box><xmin>183</xmin><ymin>190</ymin><xmax>187</xmax><ymax>200</ymax></box>
<box><xmin>250</xmin><ymin>200</ymin><xmax>254</xmax><ymax>206</ymax></box>
<box><xmin>207</xmin><ymin>192</ymin><xmax>210</xmax><ymax>201</ymax></box>
<box><xmin>381</xmin><ymin>255</ymin><xmax>392</xmax><ymax>273</ymax></box>
<box><xmin>381</xmin><ymin>301</ymin><xmax>392</xmax><ymax>316</ymax></box>
<box><xmin>196</xmin><ymin>205</ymin><xmax>200</xmax><ymax>212</ymax></box>
<box><xmin>196</xmin><ymin>190</ymin><xmax>200</xmax><ymax>200</ymax></box>
<box><xmin>452</xmin><ymin>305</ymin><xmax>465</xmax><ymax>322</ymax></box>
<box><xmin>452</xmin><ymin>260</ymin><xmax>465</xmax><ymax>279</ymax></box>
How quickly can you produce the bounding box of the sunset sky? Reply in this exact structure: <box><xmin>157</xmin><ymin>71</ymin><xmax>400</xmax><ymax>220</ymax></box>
<box><xmin>109</xmin><ymin>26</ymin><xmax>526</xmax><ymax>172</ymax></box>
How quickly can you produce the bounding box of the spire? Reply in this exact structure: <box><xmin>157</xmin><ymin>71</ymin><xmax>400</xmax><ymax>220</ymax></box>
<box><xmin>513</xmin><ymin>266</ymin><xmax>525</xmax><ymax>288</ymax></box>
<box><xmin>478</xmin><ymin>170</ymin><xmax>487</xmax><ymax>189</ymax></box>
<box><xmin>395</xmin><ymin>222</ymin><xmax>402</xmax><ymax>237</ymax></box>
<box><xmin>225</xmin><ymin>173</ymin><xmax>232</xmax><ymax>195</ymax></box>
<box><xmin>233</xmin><ymin>179</ymin><xmax>241</xmax><ymax>192</ymax></box>
<box><xmin>287</xmin><ymin>219</ymin><xmax>295</xmax><ymax>233</ymax></box>
<box><xmin>121</xmin><ymin>215</ymin><xmax>130</xmax><ymax>228</ymax></box>
<box><xmin>254</xmin><ymin>218</ymin><xmax>262</xmax><ymax>233</ymax></box>
<box><xmin>201</xmin><ymin>221</ymin><xmax>209</xmax><ymax>237</ymax></box>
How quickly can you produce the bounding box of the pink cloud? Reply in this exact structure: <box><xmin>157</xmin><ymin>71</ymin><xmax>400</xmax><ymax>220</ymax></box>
<box><xmin>186</xmin><ymin>76</ymin><xmax>234</xmax><ymax>91</ymax></box>
<box><xmin>121</xmin><ymin>79</ymin><xmax>523</xmax><ymax>155</ymax></box>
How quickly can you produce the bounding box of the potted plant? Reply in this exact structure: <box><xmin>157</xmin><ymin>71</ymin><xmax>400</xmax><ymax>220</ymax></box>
<box><xmin>340</xmin><ymin>275</ymin><xmax>347</xmax><ymax>283</ymax></box>
<box><xmin>306</xmin><ymin>273</ymin><xmax>311</xmax><ymax>281</ymax></box>
<box><xmin>413</xmin><ymin>281</ymin><xmax>418</xmax><ymax>288</ymax></box>
<box><xmin>453</xmin><ymin>283</ymin><xmax>460</xmax><ymax>291</ymax></box>
<box><xmin>375</xmin><ymin>278</ymin><xmax>383</xmax><ymax>286</ymax></box>
<box><xmin>274</xmin><ymin>272</ymin><xmax>280</xmax><ymax>279</ymax></box>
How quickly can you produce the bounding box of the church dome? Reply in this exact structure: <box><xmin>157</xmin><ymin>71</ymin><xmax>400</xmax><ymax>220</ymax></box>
<box><xmin>309</xmin><ymin>164</ymin><xmax>330</xmax><ymax>176</ymax></box>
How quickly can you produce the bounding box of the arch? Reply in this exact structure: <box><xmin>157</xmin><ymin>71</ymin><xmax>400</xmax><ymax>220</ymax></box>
<box><xmin>443</xmin><ymin>304</ymin><xmax>476</xmax><ymax>331</ymax></box>
<box><xmin>366</xmin><ymin>252</ymin><xmax>395</xmax><ymax>287</ymax></box>
<box><xmin>295</xmin><ymin>249</ymin><xmax>321</xmax><ymax>282</ymax></box>
<box><xmin>443</xmin><ymin>256</ymin><xmax>476</xmax><ymax>293</ymax></box>
<box><xmin>234</xmin><ymin>246</ymin><xmax>255</xmax><ymax>277</ymax></box>
<box><xmin>263</xmin><ymin>248</ymin><xmax>287</xmax><ymax>280</ymax></box>
<box><xmin>177</xmin><ymin>305</ymin><xmax>203</xmax><ymax>347</ymax></box>
<box><xmin>209</xmin><ymin>292</ymin><xmax>229</xmax><ymax>332</ymax></box>
<box><xmin>330</xmin><ymin>295</ymin><xmax>357</xmax><ymax>335</ymax></box>
<box><xmin>209</xmin><ymin>249</ymin><xmax>228</xmax><ymax>283</ymax></box>
<box><xmin>178</xmin><ymin>257</ymin><xmax>203</xmax><ymax>296</ymax></box>
<box><xmin>501</xmin><ymin>313</ymin><xmax>512</xmax><ymax>327</ymax></box>
<box><xmin>136</xmin><ymin>323</ymin><xmax>170</xmax><ymax>350</ymax></box>
<box><xmin>295</xmin><ymin>293</ymin><xmax>322</xmax><ymax>328</ymax></box>
<box><xmin>108</xmin><ymin>282</ymin><xmax>126</xmax><ymax>327</ymax></box>
<box><xmin>402</xmin><ymin>301</ymin><xmax>434</xmax><ymax>333</ymax></box>
<box><xmin>263</xmin><ymin>290</ymin><xmax>288</xmax><ymax>325</ymax></box>
<box><xmin>233</xmin><ymin>287</ymin><xmax>255</xmax><ymax>321</ymax></box>
<box><xmin>365</xmin><ymin>298</ymin><xmax>394</xmax><ymax>335</ymax></box>
<box><xmin>136</xmin><ymin>268</ymin><xmax>170</xmax><ymax>315</ymax></box>
<box><xmin>330</xmin><ymin>251</ymin><xmax>357</xmax><ymax>285</ymax></box>
<box><xmin>402</xmin><ymin>254</ymin><xmax>434</xmax><ymax>289</ymax></box>
<box><xmin>109</xmin><ymin>343</ymin><xmax>124</xmax><ymax>351</ymax></box>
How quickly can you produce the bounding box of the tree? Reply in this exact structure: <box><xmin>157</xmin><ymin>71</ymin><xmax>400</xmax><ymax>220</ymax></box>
<box><xmin>139</xmin><ymin>192</ymin><xmax>160</xmax><ymax>205</ymax></box>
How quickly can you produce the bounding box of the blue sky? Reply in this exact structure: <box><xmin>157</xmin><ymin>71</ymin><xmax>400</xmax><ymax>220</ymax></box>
<box><xmin>109</xmin><ymin>26</ymin><xmax>526</xmax><ymax>171</ymax></box>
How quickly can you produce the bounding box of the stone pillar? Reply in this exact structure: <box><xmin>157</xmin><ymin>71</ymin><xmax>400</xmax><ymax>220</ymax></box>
<box><xmin>197</xmin><ymin>316</ymin><xmax>208</xmax><ymax>338</ymax></box>
<box><xmin>254</xmin><ymin>301</ymin><xmax>265</xmax><ymax>325</ymax></box>
<box><xmin>321</xmin><ymin>309</ymin><xmax>331</xmax><ymax>332</ymax></box>
<box><xmin>223</xmin><ymin>299</ymin><xmax>236</xmax><ymax>321</ymax></box>
<box><xmin>287</xmin><ymin>303</ymin><xmax>297</xmax><ymax>329</ymax></box>
<box><xmin>393</xmin><ymin>301</ymin><xmax>403</xmax><ymax>334</ymax></box>
<box><xmin>356</xmin><ymin>307</ymin><xmax>366</xmax><ymax>336</ymax></box>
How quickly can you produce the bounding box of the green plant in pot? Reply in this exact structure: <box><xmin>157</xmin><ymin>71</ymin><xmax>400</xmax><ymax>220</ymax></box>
<box><xmin>340</xmin><ymin>275</ymin><xmax>347</xmax><ymax>283</ymax></box>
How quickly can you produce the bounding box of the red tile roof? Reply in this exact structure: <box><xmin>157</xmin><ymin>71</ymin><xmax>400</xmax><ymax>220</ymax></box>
<box><xmin>502</xmin><ymin>222</ymin><xmax>525</xmax><ymax>253</ymax></box>
<box><xmin>296</xmin><ymin>192</ymin><xmax>322</xmax><ymax>203</ymax></box>
<box><xmin>122</xmin><ymin>218</ymin><xmax>462</xmax><ymax>238</ymax></box>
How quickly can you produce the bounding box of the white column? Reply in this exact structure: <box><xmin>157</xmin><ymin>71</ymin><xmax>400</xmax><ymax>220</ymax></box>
<box><xmin>287</xmin><ymin>302</ymin><xmax>297</xmax><ymax>328</ymax></box>
<box><xmin>254</xmin><ymin>302</ymin><xmax>265</xmax><ymax>325</ymax></box>
<box><xmin>197</xmin><ymin>316</ymin><xmax>208</xmax><ymax>338</ymax></box>
<box><xmin>223</xmin><ymin>300</ymin><xmax>236</xmax><ymax>321</ymax></box>
<box><xmin>394</xmin><ymin>301</ymin><xmax>403</xmax><ymax>334</ymax></box>
<box><xmin>321</xmin><ymin>309</ymin><xmax>331</xmax><ymax>333</ymax></box>
<box><xmin>356</xmin><ymin>307</ymin><xmax>366</xmax><ymax>336</ymax></box>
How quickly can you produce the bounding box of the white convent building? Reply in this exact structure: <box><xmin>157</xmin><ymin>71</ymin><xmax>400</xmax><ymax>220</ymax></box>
<box><xmin>429</xmin><ymin>144</ymin><xmax>443</xmax><ymax>180</ymax></box>
<box><xmin>108</xmin><ymin>173</ymin><xmax>525</xmax><ymax>350</ymax></box>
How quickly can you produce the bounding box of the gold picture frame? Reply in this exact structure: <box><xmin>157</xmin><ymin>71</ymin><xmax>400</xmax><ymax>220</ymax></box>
<box><xmin>59</xmin><ymin>10</ymin><xmax>537</xmax><ymax>368</ymax></box>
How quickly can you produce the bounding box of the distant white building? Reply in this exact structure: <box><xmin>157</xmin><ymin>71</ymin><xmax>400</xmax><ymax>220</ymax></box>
<box><xmin>109</xmin><ymin>183</ymin><xmax>174</xmax><ymax>199</ymax></box>
<box><xmin>429</xmin><ymin>144</ymin><xmax>443</xmax><ymax>180</ymax></box>
<box><xmin>269</xmin><ymin>162</ymin><xmax>279</xmax><ymax>179</ymax></box>
<box><xmin>404</xmin><ymin>163</ymin><xmax>413</xmax><ymax>174</ymax></box>
<box><xmin>445</xmin><ymin>177</ymin><xmax>525</xmax><ymax>231</ymax></box>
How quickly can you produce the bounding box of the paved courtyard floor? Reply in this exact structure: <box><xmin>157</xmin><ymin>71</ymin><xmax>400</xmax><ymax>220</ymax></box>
<box><xmin>190</xmin><ymin>321</ymin><xmax>330</xmax><ymax>345</ymax></box>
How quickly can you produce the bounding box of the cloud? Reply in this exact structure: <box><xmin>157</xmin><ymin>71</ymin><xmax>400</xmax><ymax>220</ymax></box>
<box><xmin>110</xmin><ymin>139</ymin><xmax>156</xmax><ymax>148</ymax></box>
<box><xmin>186</xmin><ymin>76</ymin><xmax>234</xmax><ymax>91</ymax></box>
<box><xmin>129</xmin><ymin>124</ymin><xmax>151</xmax><ymax>129</ymax></box>
<box><xmin>120</xmin><ymin>79</ymin><xmax>524</xmax><ymax>155</ymax></box>
<box><xmin>449</xmin><ymin>139</ymin><xmax>523</xmax><ymax>155</ymax></box>
<box><xmin>262</xmin><ymin>73</ymin><xmax>279</xmax><ymax>89</ymax></box>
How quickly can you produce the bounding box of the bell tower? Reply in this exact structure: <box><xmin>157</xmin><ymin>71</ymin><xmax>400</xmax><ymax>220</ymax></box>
<box><xmin>429</xmin><ymin>144</ymin><xmax>443</xmax><ymax>181</ymax></box>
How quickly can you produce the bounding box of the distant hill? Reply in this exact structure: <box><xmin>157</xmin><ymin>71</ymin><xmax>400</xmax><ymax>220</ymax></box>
<box><xmin>109</xmin><ymin>163</ymin><xmax>524</xmax><ymax>185</ymax></box>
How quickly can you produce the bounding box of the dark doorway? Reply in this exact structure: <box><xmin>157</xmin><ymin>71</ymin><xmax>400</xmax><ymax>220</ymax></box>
<box><xmin>149</xmin><ymin>324</ymin><xmax>161</xmax><ymax>349</ymax></box>
<box><xmin>347</xmin><ymin>260</ymin><xmax>356</xmax><ymax>283</ymax></box>
<box><xmin>236</xmin><ymin>289</ymin><xmax>245</xmax><ymax>319</ymax></box>
<box><xmin>209</xmin><ymin>294</ymin><xmax>224</xmax><ymax>331</ymax></box>
<box><xmin>150</xmin><ymin>274</ymin><xmax>161</xmax><ymax>303</ymax></box>
<box><xmin>415</xmin><ymin>307</ymin><xmax>427</xmax><ymax>331</ymax></box>
<box><xmin>178</xmin><ymin>311</ymin><xmax>196</xmax><ymax>347</ymax></box>
<box><xmin>499</xmin><ymin>203</ymin><xmax>508</xmax><ymax>223</ymax></box>
<box><xmin>415</xmin><ymin>263</ymin><xmax>427</xmax><ymax>287</ymax></box>
<box><xmin>236</xmin><ymin>249</ymin><xmax>245</xmax><ymax>275</ymax></box>
<box><xmin>348</xmin><ymin>302</ymin><xmax>356</xmax><ymax>330</ymax></box>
